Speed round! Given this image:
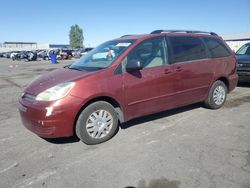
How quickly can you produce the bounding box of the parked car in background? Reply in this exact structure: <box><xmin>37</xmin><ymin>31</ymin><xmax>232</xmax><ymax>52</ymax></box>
<box><xmin>37</xmin><ymin>50</ymin><xmax>50</xmax><ymax>60</ymax></box>
<box><xmin>19</xmin><ymin>30</ymin><xmax>238</xmax><ymax>145</ymax></box>
<box><xmin>80</xmin><ymin>47</ymin><xmax>94</xmax><ymax>56</ymax></box>
<box><xmin>58</xmin><ymin>49</ymin><xmax>73</xmax><ymax>60</ymax></box>
<box><xmin>4</xmin><ymin>52</ymin><xmax>12</xmax><ymax>58</ymax></box>
<box><xmin>37</xmin><ymin>50</ymin><xmax>46</xmax><ymax>58</ymax></box>
<box><xmin>10</xmin><ymin>51</ymin><xmax>20</xmax><ymax>60</ymax></box>
<box><xmin>39</xmin><ymin>49</ymin><xmax>58</xmax><ymax>61</ymax></box>
<box><xmin>26</xmin><ymin>51</ymin><xmax>37</xmax><ymax>61</ymax></box>
<box><xmin>236</xmin><ymin>42</ymin><xmax>250</xmax><ymax>82</ymax></box>
<box><xmin>11</xmin><ymin>51</ymin><xmax>26</xmax><ymax>60</ymax></box>
<box><xmin>19</xmin><ymin>51</ymin><xmax>29</xmax><ymax>59</ymax></box>
<box><xmin>72</xmin><ymin>48</ymin><xmax>83</xmax><ymax>57</ymax></box>
<box><xmin>10</xmin><ymin>51</ymin><xmax>25</xmax><ymax>61</ymax></box>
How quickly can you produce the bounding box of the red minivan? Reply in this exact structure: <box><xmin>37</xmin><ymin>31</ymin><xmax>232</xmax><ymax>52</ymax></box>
<box><xmin>18</xmin><ymin>30</ymin><xmax>238</xmax><ymax>144</ymax></box>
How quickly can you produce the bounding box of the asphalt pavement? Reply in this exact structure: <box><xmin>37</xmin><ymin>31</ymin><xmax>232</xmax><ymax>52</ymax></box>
<box><xmin>0</xmin><ymin>58</ymin><xmax>249</xmax><ymax>188</ymax></box>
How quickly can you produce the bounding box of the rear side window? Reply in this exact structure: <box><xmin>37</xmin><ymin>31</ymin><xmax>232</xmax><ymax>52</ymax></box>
<box><xmin>169</xmin><ymin>36</ymin><xmax>206</xmax><ymax>63</ymax></box>
<box><xmin>203</xmin><ymin>37</ymin><xmax>230</xmax><ymax>58</ymax></box>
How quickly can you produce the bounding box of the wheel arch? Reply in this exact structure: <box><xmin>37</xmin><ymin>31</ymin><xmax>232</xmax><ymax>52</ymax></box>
<box><xmin>216</xmin><ymin>77</ymin><xmax>229</xmax><ymax>92</ymax></box>
<box><xmin>73</xmin><ymin>96</ymin><xmax>125</xmax><ymax>135</ymax></box>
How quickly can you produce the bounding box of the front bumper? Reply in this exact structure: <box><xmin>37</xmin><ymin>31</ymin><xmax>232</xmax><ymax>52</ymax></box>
<box><xmin>18</xmin><ymin>95</ymin><xmax>83</xmax><ymax>138</ymax></box>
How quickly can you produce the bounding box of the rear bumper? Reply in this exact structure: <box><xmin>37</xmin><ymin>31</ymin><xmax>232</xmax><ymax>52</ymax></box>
<box><xmin>18</xmin><ymin>95</ymin><xmax>83</xmax><ymax>138</ymax></box>
<box><xmin>228</xmin><ymin>73</ymin><xmax>239</xmax><ymax>92</ymax></box>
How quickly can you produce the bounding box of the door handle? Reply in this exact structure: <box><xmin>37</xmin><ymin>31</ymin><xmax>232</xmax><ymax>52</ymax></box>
<box><xmin>164</xmin><ymin>69</ymin><xmax>172</xmax><ymax>74</ymax></box>
<box><xmin>175</xmin><ymin>66</ymin><xmax>182</xmax><ymax>72</ymax></box>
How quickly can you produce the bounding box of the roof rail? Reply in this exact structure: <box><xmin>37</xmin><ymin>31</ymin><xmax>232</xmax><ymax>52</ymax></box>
<box><xmin>120</xmin><ymin>35</ymin><xmax>135</xmax><ymax>38</ymax></box>
<box><xmin>150</xmin><ymin>30</ymin><xmax>218</xmax><ymax>36</ymax></box>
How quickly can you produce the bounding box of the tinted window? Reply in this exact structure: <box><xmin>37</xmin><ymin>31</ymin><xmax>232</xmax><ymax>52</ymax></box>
<box><xmin>236</xmin><ymin>43</ymin><xmax>250</xmax><ymax>55</ymax></box>
<box><xmin>127</xmin><ymin>37</ymin><xmax>167</xmax><ymax>69</ymax></box>
<box><xmin>169</xmin><ymin>37</ymin><xmax>206</xmax><ymax>63</ymax></box>
<box><xmin>204</xmin><ymin>37</ymin><xmax>230</xmax><ymax>58</ymax></box>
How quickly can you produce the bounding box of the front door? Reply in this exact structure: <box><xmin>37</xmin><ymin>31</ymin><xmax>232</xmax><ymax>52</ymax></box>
<box><xmin>122</xmin><ymin>37</ymin><xmax>179</xmax><ymax>121</ymax></box>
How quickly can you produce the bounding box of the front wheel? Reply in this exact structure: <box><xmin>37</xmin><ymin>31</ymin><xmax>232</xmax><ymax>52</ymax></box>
<box><xmin>76</xmin><ymin>101</ymin><xmax>119</xmax><ymax>145</ymax></box>
<box><xmin>205</xmin><ymin>80</ymin><xmax>227</xmax><ymax>109</ymax></box>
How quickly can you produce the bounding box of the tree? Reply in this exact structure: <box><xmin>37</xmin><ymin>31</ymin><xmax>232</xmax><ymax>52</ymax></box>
<box><xmin>69</xmin><ymin>24</ymin><xmax>84</xmax><ymax>48</ymax></box>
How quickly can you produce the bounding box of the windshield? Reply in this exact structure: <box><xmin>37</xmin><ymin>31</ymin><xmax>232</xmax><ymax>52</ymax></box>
<box><xmin>69</xmin><ymin>40</ymin><xmax>135</xmax><ymax>71</ymax></box>
<box><xmin>236</xmin><ymin>43</ymin><xmax>250</xmax><ymax>55</ymax></box>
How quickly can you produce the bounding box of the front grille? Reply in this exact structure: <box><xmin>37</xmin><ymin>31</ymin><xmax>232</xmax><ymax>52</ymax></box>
<box><xmin>237</xmin><ymin>61</ymin><xmax>250</xmax><ymax>73</ymax></box>
<box><xmin>237</xmin><ymin>62</ymin><xmax>250</xmax><ymax>68</ymax></box>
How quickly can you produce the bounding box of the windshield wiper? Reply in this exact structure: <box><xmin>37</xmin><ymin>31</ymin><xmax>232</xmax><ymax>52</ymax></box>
<box><xmin>68</xmin><ymin>66</ymin><xmax>82</xmax><ymax>71</ymax></box>
<box><xmin>82</xmin><ymin>67</ymin><xmax>106</xmax><ymax>70</ymax></box>
<box><xmin>66</xmin><ymin>65</ymin><xmax>106</xmax><ymax>71</ymax></box>
<box><xmin>64</xmin><ymin>64</ymin><xmax>70</xmax><ymax>68</ymax></box>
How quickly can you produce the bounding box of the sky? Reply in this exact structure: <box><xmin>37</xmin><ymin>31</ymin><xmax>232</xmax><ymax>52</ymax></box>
<box><xmin>0</xmin><ymin>0</ymin><xmax>249</xmax><ymax>47</ymax></box>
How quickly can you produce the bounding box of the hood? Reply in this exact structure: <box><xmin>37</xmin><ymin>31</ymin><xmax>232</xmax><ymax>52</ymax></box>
<box><xmin>236</xmin><ymin>55</ymin><xmax>250</xmax><ymax>63</ymax></box>
<box><xmin>24</xmin><ymin>68</ymin><xmax>95</xmax><ymax>96</ymax></box>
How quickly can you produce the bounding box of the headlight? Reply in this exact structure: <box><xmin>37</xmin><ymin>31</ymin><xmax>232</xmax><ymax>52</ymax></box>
<box><xmin>36</xmin><ymin>82</ymin><xmax>75</xmax><ymax>101</ymax></box>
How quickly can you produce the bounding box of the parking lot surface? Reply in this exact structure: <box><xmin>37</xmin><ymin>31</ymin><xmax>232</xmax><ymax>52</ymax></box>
<box><xmin>0</xmin><ymin>58</ymin><xmax>250</xmax><ymax>188</ymax></box>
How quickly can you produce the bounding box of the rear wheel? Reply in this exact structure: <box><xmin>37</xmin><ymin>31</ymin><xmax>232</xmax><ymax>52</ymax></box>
<box><xmin>76</xmin><ymin>101</ymin><xmax>119</xmax><ymax>145</ymax></box>
<box><xmin>205</xmin><ymin>80</ymin><xmax>227</xmax><ymax>109</ymax></box>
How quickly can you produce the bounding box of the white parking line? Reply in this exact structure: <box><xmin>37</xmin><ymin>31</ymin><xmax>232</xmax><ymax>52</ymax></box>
<box><xmin>13</xmin><ymin>170</ymin><xmax>56</xmax><ymax>188</ymax></box>
<box><xmin>0</xmin><ymin>162</ymin><xmax>18</xmax><ymax>174</ymax></box>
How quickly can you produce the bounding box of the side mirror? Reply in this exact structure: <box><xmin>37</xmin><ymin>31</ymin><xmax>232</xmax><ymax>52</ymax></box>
<box><xmin>126</xmin><ymin>59</ymin><xmax>143</xmax><ymax>72</ymax></box>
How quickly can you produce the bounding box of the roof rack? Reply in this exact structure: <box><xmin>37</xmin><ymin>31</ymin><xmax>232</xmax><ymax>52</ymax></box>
<box><xmin>120</xmin><ymin>35</ymin><xmax>135</xmax><ymax>38</ymax></box>
<box><xmin>150</xmin><ymin>30</ymin><xmax>218</xmax><ymax>36</ymax></box>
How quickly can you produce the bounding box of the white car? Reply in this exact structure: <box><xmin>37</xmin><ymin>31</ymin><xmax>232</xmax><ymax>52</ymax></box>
<box><xmin>10</xmin><ymin>51</ymin><xmax>20</xmax><ymax>59</ymax></box>
<box><xmin>80</xmin><ymin>48</ymin><xmax>94</xmax><ymax>56</ymax></box>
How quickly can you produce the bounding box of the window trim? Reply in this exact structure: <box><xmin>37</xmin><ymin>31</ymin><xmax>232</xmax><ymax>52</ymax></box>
<box><xmin>119</xmin><ymin>36</ymin><xmax>169</xmax><ymax>73</ymax></box>
<box><xmin>202</xmin><ymin>37</ymin><xmax>231</xmax><ymax>58</ymax></box>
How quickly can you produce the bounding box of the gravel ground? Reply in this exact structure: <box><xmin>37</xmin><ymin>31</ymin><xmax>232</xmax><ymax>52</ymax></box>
<box><xmin>0</xmin><ymin>58</ymin><xmax>249</xmax><ymax>188</ymax></box>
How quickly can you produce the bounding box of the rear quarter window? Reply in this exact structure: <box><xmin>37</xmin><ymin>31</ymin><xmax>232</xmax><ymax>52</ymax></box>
<box><xmin>203</xmin><ymin>37</ymin><xmax>230</xmax><ymax>58</ymax></box>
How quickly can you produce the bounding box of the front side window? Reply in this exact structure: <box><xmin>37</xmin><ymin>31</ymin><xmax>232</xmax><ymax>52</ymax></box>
<box><xmin>236</xmin><ymin>43</ymin><xmax>250</xmax><ymax>55</ymax></box>
<box><xmin>203</xmin><ymin>37</ymin><xmax>230</xmax><ymax>58</ymax></box>
<box><xmin>70</xmin><ymin>40</ymin><xmax>135</xmax><ymax>71</ymax></box>
<box><xmin>126</xmin><ymin>37</ymin><xmax>167</xmax><ymax>69</ymax></box>
<box><xmin>169</xmin><ymin>36</ymin><xmax>206</xmax><ymax>63</ymax></box>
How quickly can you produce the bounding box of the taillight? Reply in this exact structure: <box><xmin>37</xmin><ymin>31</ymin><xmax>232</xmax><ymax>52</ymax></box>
<box><xmin>232</xmin><ymin>55</ymin><xmax>238</xmax><ymax>74</ymax></box>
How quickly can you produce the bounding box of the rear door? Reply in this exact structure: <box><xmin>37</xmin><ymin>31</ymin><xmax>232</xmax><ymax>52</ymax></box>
<box><xmin>167</xmin><ymin>36</ymin><xmax>214</xmax><ymax>105</ymax></box>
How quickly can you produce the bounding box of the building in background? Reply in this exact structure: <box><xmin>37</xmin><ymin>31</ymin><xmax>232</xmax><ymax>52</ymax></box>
<box><xmin>2</xmin><ymin>33</ymin><xmax>250</xmax><ymax>52</ymax></box>
<box><xmin>0</xmin><ymin>42</ymin><xmax>71</xmax><ymax>52</ymax></box>
<box><xmin>49</xmin><ymin>44</ymin><xmax>71</xmax><ymax>49</ymax></box>
<box><xmin>222</xmin><ymin>32</ymin><xmax>250</xmax><ymax>52</ymax></box>
<box><xmin>1</xmin><ymin>42</ymin><xmax>37</xmax><ymax>49</ymax></box>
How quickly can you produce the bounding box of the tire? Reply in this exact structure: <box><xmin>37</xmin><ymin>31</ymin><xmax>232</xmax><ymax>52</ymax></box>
<box><xmin>205</xmin><ymin>80</ymin><xmax>227</xmax><ymax>109</ymax></box>
<box><xmin>76</xmin><ymin>101</ymin><xmax>119</xmax><ymax>145</ymax></box>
